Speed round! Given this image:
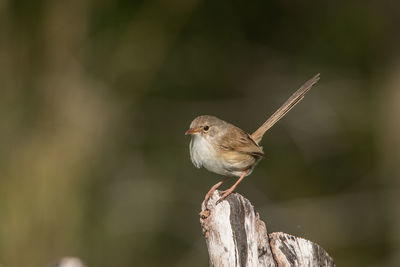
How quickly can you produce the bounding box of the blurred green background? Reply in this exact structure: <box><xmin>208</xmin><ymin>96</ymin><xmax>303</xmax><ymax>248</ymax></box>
<box><xmin>1</xmin><ymin>0</ymin><xmax>400</xmax><ymax>266</ymax></box>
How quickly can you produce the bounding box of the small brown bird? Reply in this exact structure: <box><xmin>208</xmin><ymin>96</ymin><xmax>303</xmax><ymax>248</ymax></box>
<box><xmin>185</xmin><ymin>74</ymin><xmax>320</xmax><ymax>203</ymax></box>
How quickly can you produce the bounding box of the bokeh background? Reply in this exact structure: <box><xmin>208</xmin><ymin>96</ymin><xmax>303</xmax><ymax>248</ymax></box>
<box><xmin>1</xmin><ymin>0</ymin><xmax>400</xmax><ymax>266</ymax></box>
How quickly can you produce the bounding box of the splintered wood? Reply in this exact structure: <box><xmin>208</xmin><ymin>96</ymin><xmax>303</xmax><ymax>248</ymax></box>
<box><xmin>200</xmin><ymin>191</ymin><xmax>335</xmax><ymax>267</ymax></box>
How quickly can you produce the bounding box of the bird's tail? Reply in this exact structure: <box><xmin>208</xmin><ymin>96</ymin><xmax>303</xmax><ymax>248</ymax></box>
<box><xmin>251</xmin><ymin>73</ymin><xmax>320</xmax><ymax>144</ymax></box>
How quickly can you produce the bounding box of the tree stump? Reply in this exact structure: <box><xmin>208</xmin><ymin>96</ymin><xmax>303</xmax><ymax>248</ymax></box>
<box><xmin>200</xmin><ymin>191</ymin><xmax>335</xmax><ymax>267</ymax></box>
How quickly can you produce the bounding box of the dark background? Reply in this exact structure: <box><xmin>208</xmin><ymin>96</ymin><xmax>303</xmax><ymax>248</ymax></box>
<box><xmin>1</xmin><ymin>0</ymin><xmax>400</xmax><ymax>266</ymax></box>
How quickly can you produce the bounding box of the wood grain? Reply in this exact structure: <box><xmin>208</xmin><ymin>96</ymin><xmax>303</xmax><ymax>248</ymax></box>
<box><xmin>200</xmin><ymin>191</ymin><xmax>335</xmax><ymax>267</ymax></box>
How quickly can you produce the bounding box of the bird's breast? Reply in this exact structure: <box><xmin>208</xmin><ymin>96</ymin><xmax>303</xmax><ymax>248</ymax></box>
<box><xmin>190</xmin><ymin>135</ymin><xmax>217</xmax><ymax>168</ymax></box>
<box><xmin>189</xmin><ymin>135</ymin><xmax>255</xmax><ymax>177</ymax></box>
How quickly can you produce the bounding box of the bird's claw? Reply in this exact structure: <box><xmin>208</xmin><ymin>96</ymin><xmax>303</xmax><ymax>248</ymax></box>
<box><xmin>216</xmin><ymin>190</ymin><xmax>233</xmax><ymax>205</ymax></box>
<box><xmin>204</xmin><ymin>192</ymin><xmax>214</xmax><ymax>203</ymax></box>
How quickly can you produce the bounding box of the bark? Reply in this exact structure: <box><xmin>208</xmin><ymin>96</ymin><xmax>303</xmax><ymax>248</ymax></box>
<box><xmin>200</xmin><ymin>191</ymin><xmax>335</xmax><ymax>267</ymax></box>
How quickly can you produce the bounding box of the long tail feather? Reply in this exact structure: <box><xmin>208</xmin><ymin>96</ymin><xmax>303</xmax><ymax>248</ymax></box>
<box><xmin>251</xmin><ymin>73</ymin><xmax>320</xmax><ymax>144</ymax></box>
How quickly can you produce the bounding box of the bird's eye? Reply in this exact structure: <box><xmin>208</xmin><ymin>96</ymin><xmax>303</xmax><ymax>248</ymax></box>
<box><xmin>203</xmin><ymin>126</ymin><xmax>209</xmax><ymax>131</ymax></box>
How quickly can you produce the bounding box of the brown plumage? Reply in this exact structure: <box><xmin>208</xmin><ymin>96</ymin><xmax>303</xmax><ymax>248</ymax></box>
<box><xmin>186</xmin><ymin>74</ymin><xmax>320</xmax><ymax>203</ymax></box>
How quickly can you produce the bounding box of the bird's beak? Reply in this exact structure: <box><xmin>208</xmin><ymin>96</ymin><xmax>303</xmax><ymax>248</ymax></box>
<box><xmin>185</xmin><ymin>128</ymin><xmax>200</xmax><ymax>135</ymax></box>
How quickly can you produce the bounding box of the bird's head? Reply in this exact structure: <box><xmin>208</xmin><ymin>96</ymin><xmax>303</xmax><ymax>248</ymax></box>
<box><xmin>185</xmin><ymin>115</ymin><xmax>225</xmax><ymax>138</ymax></box>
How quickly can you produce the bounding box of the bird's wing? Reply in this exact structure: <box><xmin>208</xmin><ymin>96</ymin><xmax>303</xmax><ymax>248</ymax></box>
<box><xmin>218</xmin><ymin>128</ymin><xmax>265</xmax><ymax>158</ymax></box>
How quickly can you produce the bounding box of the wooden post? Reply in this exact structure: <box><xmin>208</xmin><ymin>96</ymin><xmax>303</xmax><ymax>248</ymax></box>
<box><xmin>200</xmin><ymin>191</ymin><xmax>335</xmax><ymax>267</ymax></box>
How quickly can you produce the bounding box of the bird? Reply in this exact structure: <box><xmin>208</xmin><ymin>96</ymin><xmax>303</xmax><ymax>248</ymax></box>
<box><xmin>185</xmin><ymin>74</ymin><xmax>320</xmax><ymax>203</ymax></box>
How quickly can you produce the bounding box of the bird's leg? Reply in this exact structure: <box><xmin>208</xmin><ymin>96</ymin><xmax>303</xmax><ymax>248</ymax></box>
<box><xmin>217</xmin><ymin>170</ymin><xmax>249</xmax><ymax>204</ymax></box>
<box><xmin>204</xmin><ymin>177</ymin><xmax>232</xmax><ymax>202</ymax></box>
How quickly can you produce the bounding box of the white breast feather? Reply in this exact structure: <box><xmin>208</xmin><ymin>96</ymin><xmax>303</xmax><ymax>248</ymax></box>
<box><xmin>190</xmin><ymin>135</ymin><xmax>239</xmax><ymax>176</ymax></box>
<box><xmin>190</xmin><ymin>135</ymin><xmax>216</xmax><ymax>168</ymax></box>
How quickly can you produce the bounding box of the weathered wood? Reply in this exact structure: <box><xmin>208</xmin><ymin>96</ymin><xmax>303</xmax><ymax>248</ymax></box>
<box><xmin>200</xmin><ymin>191</ymin><xmax>335</xmax><ymax>267</ymax></box>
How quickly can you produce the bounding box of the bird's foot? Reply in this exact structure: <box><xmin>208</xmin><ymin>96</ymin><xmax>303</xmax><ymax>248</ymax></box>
<box><xmin>204</xmin><ymin>178</ymin><xmax>231</xmax><ymax>203</ymax></box>
<box><xmin>216</xmin><ymin>188</ymin><xmax>234</xmax><ymax>204</ymax></box>
<box><xmin>204</xmin><ymin>190</ymin><xmax>215</xmax><ymax>203</ymax></box>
